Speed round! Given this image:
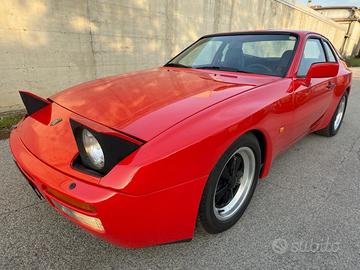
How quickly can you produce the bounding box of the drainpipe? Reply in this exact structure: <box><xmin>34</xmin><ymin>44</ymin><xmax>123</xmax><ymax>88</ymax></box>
<box><xmin>339</xmin><ymin>7</ymin><xmax>357</xmax><ymax>57</ymax></box>
<box><xmin>340</xmin><ymin>24</ymin><xmax>351</xmax><ymax>57</ymax></box>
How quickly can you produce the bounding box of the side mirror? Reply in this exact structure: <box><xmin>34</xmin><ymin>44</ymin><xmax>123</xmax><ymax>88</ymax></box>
<box><xmin>305</xmin><ymin>62</ymin><xmax>339</xmax><ymax>86</ymax></box>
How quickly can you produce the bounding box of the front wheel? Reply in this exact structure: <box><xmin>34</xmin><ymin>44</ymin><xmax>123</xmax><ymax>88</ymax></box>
<box><xmin>199</xmin><ymin>133</ymin><xmax>261</xmax><ymax>234</ymax></box>
<box><xmin>316</xmin><ymin>92</ymin><xmax>348</xmax><ymax>137</ymax></box>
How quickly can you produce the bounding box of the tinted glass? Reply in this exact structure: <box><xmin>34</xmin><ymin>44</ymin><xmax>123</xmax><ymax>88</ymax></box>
<box><xmin>323</xmin><ymin>41</ymin><xmax>337</xmax><ymax>62</ymax></box>
<box><xmin>178</xmin><ymin>40</ymin><xmax>223</xmax><ymax>67</ymax></box>
<box><xmin>166</xmin><ymin>34</ymin><xmax>298</xmax><ymax>77</ymax></box>
<box><xmin>242</xmin><ymin>40</ymin><xmax>296</xmax><ymax>58</ymax></box>
<box><xmin>297</xmin><ymin>39</ymin><xmax>326</xmax><ymax>76</ymax></box>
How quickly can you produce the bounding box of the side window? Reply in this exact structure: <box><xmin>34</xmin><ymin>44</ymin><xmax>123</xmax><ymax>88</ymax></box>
<box><xmin>323</xmin><ymin>41</ymin><xmax>337</xmax><ymax>62</ymax></box>
<box><xmin>297</xmin><ymin>39</ymin><xmax>326</xmax><ymax>77</ymax></box>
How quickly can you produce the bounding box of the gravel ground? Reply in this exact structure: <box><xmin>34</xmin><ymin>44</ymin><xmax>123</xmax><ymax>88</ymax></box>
<box><xmin>0</xmin><ymin>79</ymin><xmax>359</xmax><ymax>270</ymax></box>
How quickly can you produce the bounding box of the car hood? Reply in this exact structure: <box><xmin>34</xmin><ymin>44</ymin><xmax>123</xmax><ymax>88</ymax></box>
<box><xmin>51</xmin><ymin>67</ymin><xmax>279</xmax><ymax>141</ymax></box>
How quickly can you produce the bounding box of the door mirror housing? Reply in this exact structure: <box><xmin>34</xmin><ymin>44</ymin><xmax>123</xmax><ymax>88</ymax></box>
<box><xmin>305</xmin><ymin>62</ymin><xmax>339</xmax><ymax>86</ymax></box>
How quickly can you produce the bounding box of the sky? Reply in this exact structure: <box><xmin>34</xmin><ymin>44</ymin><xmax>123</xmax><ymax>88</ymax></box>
<box><xmin>297</xmin><ymin>0</ymin><xmax>360</xmax><ymax>7</ymax></box>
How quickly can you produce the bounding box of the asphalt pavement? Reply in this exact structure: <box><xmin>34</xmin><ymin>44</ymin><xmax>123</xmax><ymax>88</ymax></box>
<box><xmin>1</xmin><ymin>79</ymin><xmax>360</xmax><ymax>270</ymax></box>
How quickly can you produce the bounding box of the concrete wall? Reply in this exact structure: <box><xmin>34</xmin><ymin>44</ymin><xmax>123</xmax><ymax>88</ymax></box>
<box><xmin>0</xmin><ymin>0</ymin><xmax>347</xmax><ymax>112</ymax></box>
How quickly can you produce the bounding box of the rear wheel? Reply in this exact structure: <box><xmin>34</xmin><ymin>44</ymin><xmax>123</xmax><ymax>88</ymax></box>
<box><xmin>316</xmin><ymin>92</ymin><xmax>348</xmax><ymax>137</ymax></box>
<box><xmin>199</xmin><ymin>133</ymin><xmax>261</xmax><ymax>233</ymax></box>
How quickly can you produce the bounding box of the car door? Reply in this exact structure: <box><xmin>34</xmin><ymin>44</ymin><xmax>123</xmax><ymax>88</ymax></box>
<box><xmin>291</xmin><ymin>37</ymin><xmax>335</xmax><ymax>139</ymax></box>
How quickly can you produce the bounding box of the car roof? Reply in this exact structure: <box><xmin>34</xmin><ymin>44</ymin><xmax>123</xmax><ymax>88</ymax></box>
<box><xmin>201</xmin><ymin>30</ymin><xmax>319</xmax><ymax>39</ymax></box>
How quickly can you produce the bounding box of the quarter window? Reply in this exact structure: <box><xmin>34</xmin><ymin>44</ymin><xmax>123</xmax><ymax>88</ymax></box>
<box><xmin>297</xmin><ymin>39</ymin><xmax>326</xmax><ymax>77</ymax></box>
<box><xmin>323</xmin><ymin>41</ymin><xmax>337</xmax><ymax>62</ymax></box>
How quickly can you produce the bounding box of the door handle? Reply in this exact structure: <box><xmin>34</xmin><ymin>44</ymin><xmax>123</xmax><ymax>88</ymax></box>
<box><xmin>326</xmin><ymin>82</ymin><xmax>336</xmax><ymax>90</ymax></box>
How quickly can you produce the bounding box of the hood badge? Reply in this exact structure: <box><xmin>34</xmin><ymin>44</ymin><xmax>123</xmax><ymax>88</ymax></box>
<box><xmin>50</xmin><ymin>118</ymin><xmax>63</xmax><ymax>126</ymax></box>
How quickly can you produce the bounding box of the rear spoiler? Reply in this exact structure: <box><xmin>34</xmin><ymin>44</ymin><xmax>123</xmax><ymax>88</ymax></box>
<box><xmin>19</xmin><ymin>90</ymin><xmax>51</xmax><ymax>115</ymax></box>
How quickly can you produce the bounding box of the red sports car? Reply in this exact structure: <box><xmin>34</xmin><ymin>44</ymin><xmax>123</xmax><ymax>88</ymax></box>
<box><xmin>10</xmin><ymin>30</ymin><xmax>352</xmax><ymax>248</ymax></box>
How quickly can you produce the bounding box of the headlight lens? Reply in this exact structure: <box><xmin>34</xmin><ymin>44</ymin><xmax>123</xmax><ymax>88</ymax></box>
<box><xmin>70</xmin><ymin>119</ymin><xmax>142</xmax><ymax>175</ymax></box>
<box><xmin>82</xmin><ymin>129</ymin><xmax>105</xmax><ymax>169</ymax></box>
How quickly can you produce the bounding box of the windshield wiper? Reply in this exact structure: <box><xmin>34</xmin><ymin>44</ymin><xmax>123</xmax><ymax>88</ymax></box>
<box><xmin>165</xmin><ymin>64</ymin><xmax>254</xmax><ymax>74</ymax></box>
<box><xmin>194</xmin><ymin>65</ymin><xmax>251</xmax><ymax>73</ymax></box>
<box><xmin>194</xmin><ymin>65</ymin><xmax>222</xmax><ymax>70</ymax></box>
<box><xmin>164</xmin><ymin>63</ymin><xmax>190</xmax><ymax>68</ymax></box>
<box><xmin>232</xmin><ymin>69</ymin><xmax>253</xmax><ymax>74</ymax></box>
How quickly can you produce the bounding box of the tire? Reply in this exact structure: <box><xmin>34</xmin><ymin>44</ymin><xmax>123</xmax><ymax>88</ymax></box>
<box><xmin>316</xmin><ymin>92</ymin><xmax>348</xmax><ymax>137</ymax></box>
<box><xmin>199</xmin><ymin>133</ymin><xmax>261</xmax><ymax>234</ymax></box>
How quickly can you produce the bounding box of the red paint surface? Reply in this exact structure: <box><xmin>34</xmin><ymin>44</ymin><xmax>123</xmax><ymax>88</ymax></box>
<box><xmin>10</xmin><ymin>31</ymin><xmax>352</xmax><ymax>247</ymax></box>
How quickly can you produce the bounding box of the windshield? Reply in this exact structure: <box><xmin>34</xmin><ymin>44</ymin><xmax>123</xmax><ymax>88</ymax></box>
<box><xmin>165</xmin><ymin>34</ymin><xmax>298</xmax><ymax>77</ymax></box>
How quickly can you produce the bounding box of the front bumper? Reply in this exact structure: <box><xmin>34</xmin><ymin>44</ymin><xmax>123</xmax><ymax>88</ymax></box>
<box><xmin>9</xmin><ymin>129</ymin><xmax>207</xmax><ymax>248</ymax></box>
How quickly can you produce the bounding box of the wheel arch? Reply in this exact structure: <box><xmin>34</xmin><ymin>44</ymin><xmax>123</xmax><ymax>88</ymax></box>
<box><xmin>345</xmin><ymin>86</ymin><xmax>350</xmax><ymax>95</ymax></box>
<box><xmin>245</xmin><ymin>128</ymin><xmax>273</xmax><ymax>179</ymax></box>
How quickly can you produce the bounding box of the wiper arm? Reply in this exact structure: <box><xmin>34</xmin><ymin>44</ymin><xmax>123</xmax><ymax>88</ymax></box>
<box><xmin>164</xmin><ymin>63</ymin><xmax>190</xmax><ymax>68</ymax></box>
<box><xmin>165</xmin><ymin>64</ymin><xmax>253</xmax><ymax>74</ymax></box>
<box><xmin>194</xmin><ymin>65</ymin><xmax>222</xmax><ymax>70</ymax></box>
<box><xmin>233</xmin><ymin>69</ymin><xmax>252</xmax><ymax>74</ymax></box>
<box><xmin>194</xmin><ymin>65</ymin><xmax>251</xmax><ymax>73</ymax></box>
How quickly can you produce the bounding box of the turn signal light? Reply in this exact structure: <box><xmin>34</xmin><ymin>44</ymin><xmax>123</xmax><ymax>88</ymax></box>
<box><xmin>51</xmin><ymin>199</ymin><xmax>104</xmax><ymax>232</ymax></box>
<box><xmin>46</xmin><ymin>186</ymin><xmax>96</xmax><ymax>213</ymax></box>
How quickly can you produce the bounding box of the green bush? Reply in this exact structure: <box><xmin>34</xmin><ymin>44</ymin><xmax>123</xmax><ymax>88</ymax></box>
<box><xmin>0</xmin><ymin>113</ymin><xmax>24</xmax><ymax>130</ymax></box>
<box><xmin>346</xmin><ymin>57</ymin><xmax>360</xmax><ymax>67</ymax></box>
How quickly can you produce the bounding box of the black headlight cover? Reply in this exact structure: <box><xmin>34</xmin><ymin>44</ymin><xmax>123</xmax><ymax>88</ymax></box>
<box><xmin>70</xmin><ymin>119</ymin><xmax>142</xmax><ymax>176</ymax></box>
<box><xmin>19</xmin><ymin>90</ymin><xmax>51</xmax><ymax>115</ymax></box>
